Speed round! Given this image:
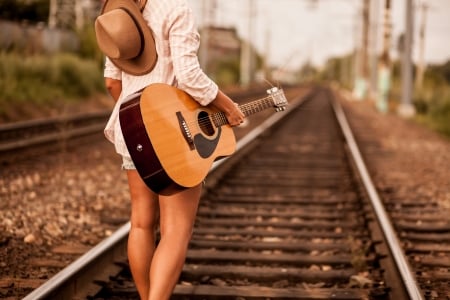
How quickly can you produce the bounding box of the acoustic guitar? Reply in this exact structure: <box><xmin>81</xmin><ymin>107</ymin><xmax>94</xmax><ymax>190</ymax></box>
<box><xmin>119</xmin><ymin>83</ymin><xmax>288</xmax><ymax>193</ymax></box>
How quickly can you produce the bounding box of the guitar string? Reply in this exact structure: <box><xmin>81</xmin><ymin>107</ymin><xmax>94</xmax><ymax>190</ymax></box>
<box><xmin>195</xmin><ymin>99</ymin><xmax>274</xmax><ymax>127</ymax></box>
<box><xmin>148</xmin><ymin>92</ymin><xmax>287</xmax><ymax>138</ymax></box>
<box><xmin>180</xmin><ymin>94</ymin><xmax>286</xmax><ymax>128</ymax></box>
<box><xmin>166</xmin><ymin>97</ymin><xmax>270</xmax><ymax>129</ymax></box>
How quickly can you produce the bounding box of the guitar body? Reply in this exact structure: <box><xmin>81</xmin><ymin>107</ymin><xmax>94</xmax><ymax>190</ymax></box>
<box><xmin>120</xmin><ymin>83</ymin><xmax>236</xmax><ymax>193</ymax></box>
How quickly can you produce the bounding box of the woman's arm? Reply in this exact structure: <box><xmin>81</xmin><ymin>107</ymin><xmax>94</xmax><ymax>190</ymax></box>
<box><xmin>105</xmin><ymin>77</ymin><xmax>122</xmax><ymax>102</ymax></box>
<box><xmin>167</xmin><ymin>5</ymin><xmax>244</xmax><ymax>126</ymax></box>
<box><xmin>210</xmin><ymin>90</ymin><xmax>244</xmax><ymax>127</ymax></box>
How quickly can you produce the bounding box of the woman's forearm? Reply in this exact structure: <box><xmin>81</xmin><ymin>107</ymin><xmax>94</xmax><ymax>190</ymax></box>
<box><xmin>210</xmin><ymin>90</ymin><xmax>245</xmax><ymax>126</ymax></box>
<box><xmin>105</xmin><ymin>77</ymin><xmax>122</xmax><ymax>102</ymax></box>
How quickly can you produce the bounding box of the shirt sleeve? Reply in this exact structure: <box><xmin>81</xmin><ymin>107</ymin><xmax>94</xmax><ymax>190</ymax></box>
<box><xmin>103</xmin><ymin>57</ymin><xmax>122</xmax><ymax>80</ymax></box>
<box><xmin>168</xmin><ymin>3</ymin><xmax>218</xmax><ymax>106</ymax></box>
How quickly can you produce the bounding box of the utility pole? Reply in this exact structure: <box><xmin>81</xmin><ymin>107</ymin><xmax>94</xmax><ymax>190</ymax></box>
<box><xmin>398</xmin><ymin>0</ymin><xmax>416</xmax><ymax>117</ymax></box>
<box><xmin>415</xmin><ymin>0</ymin><xmax>428</xmax><ymax>91</ymax></box>
<box><xmin>200</xmin><ymin>0</ymin><xmax>210</xmax><ymax>72</ymax></box>
<box><xmin>381</xmin><ymin>0</ymin><xmax>392</xmax><ymax>63</ymax></box>
<box><xmin>240</xmin><ymin>0</ymin><xmax>255</xmax><ymax>86</ymax></box>
<box><xmin>199</xmin><ymin>0</ymin><xmax>217</xmax><ymax>74</ymax></box>
<box><xmin>263</xmin><ymin>27</ymin><xmax>271</xmax><ymax>82</ymax></box>
<box><xmin>369</xmin><ymin>0</ymin><xmax>379</xmax><ymax>101</ymax></box>
<box><xmin>48</xmin><ymin>0</ymin><xmax>89</xmax><ymax>29</ymax></box>
<box><xmin>74</xmin><ymin>0</ymin><xmax>84</xmax><ymax>29</ymax></box>
<box><xmin>375</xmin><ymin>0</ymin><xmax>392</xmax><ymax>113</ymax></box>
<box><xmin>48</xmin><ymin>0</ymin><xmax>58</xmax><ymax>28</ymax></box>
<box><xmin>361</xmin><ymin>0</ymin><xmax>370</xmax><ymax>91</ymax></box>
<box><xmin>353</xmin><ymin>0</ymin><xmax>370</xmax><ymax>100</ymax></box>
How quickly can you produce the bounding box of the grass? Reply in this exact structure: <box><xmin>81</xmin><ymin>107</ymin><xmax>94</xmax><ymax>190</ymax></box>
<box><xmin>0</xmin><ymin>52</ymin><xmax>105</xmax><ymax>108</ymax></box>
<box><xmin>413</xmin><ymin>81</ymin><xmax>450</xmax><ymax>138</ymax></box>
<box><xmin>1</xmin><ymin>51</ymin><xmax>449</xmax><ymax>138</ymax></box>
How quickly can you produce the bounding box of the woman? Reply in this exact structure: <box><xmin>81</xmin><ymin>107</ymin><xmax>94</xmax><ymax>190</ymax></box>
<box><xmin>95</xmin><ymin>0</ymin><xmax>245</xmax><ymax>299</ymax></box>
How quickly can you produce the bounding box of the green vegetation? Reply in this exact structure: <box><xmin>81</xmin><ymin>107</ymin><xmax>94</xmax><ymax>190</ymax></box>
<box><xmin>214</xmin><ymin>59</ymin><xmax>241</xmax><ymax>87</ymax></box>
<box><xmin>77</xmin><ymin>24</ymin><xmax>105</xmax><ymax>68</ymax></box>
<box><xmin>413</xmin><ymin>62</ymin><xmax>450</xmax><ymax>137</ymax></box>
<box><xmin>316</xmin><ymin>56</ymin><xmax>450</xmax><ymax>138</ymax></box>
<box><xmin>0</xmin><ymin>52</ymin><xmax>105</xmax><ymax>110</ymax></box>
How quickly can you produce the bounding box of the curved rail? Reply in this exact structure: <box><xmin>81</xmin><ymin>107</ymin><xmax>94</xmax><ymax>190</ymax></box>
<box><xmin>0</xmin><ymin>111</ymin><xmax>109</xmax><ymax>152</ymax></box>
<box><xmin>22</xmin><ymin>223</ymin><xmax>130</xmax><ymax>300</ymax></box>
<box><xmin>22</xmin><ymin>88</ymin><xmax>310</xmax><ymax>300</ymax></box>
<box><xmin>22</xmin><ymin>87</ymin><xmax>425</xmax><ymax>299</ymax></box>
<box><xmin>331</xmin><ymin>93</ymin><xmax>424</xmax><ymax>300</ymax></box>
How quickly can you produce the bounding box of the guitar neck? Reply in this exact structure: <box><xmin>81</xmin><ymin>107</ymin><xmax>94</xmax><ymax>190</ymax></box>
<box><xmin>212</xmin><ymin>96</ymin><xmax>277</xmax><ymax>127</ymax></box>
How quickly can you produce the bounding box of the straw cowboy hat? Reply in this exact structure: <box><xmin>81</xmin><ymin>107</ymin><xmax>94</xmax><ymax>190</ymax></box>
<box><xmin>95</xmin><ymin>0</ymin><xmax>157</xmax><ymax>75</ymax></box>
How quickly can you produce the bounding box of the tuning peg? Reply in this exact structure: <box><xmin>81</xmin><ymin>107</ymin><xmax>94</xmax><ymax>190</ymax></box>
<box><xmin>267</xmin><ymin>87</ymin><xmax>279</xmax><ymax>94</ymax></box>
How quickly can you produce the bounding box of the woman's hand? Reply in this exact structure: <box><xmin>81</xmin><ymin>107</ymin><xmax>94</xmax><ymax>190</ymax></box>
<box><xmin>210</xmin><ymin>90</ymin><xmax>245</xmax><ymax>127</ymax></box>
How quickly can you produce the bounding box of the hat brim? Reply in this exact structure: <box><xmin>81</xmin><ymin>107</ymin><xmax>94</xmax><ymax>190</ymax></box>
<box><xmin>101</xmin><ymin>0</ymin><xmax>157</xmax><ymax>76</ymax></box>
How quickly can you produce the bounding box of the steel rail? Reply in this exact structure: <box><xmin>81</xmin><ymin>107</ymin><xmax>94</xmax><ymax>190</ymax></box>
<box><xmin>0</xmin><ymin>123</ymin><xmax>105</xmax><ymax>152</ymax></box>
<box><xmin>331</xmin><ymin>94</ymin><xmax>424</xmax><ymax>300</ymax></box>
<box><xmin>212</xmin><ymin>88</ymin><xmax>311</xmax><ymax>170</ymax></box>
<box><xmin>0</xmin><ymin>111</ymin><xmax>109</xmax><ymax>134</ymax></box>
<box><xmin>22</xmin><ymin>89</ymin><xmax>310</xmax><ymax>300</ymax></box>
<box><xmin>22</xmin><ymin>223</ymin><xmax>130</xmax><ymax>300</ymax></box>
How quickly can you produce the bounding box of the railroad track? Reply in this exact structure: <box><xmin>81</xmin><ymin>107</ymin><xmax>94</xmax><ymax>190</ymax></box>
<box><xmin>20</xmin><ymin>86</ymin><xmax>445</xmax><ymax>299</ymax></box>
<box><xmin>10</xmin><ymin>85</ymin><xmax>450</xmax><ymax>299</ymax></box>
<box><xmin>0</xmin><ymin>85</ymin><xmax>271</xmax><ymax>159</ymax></box>
<box><xmin>337</xmin><ymin>93</ymin><xmax>450</xmax><ymax>300</ymax></box>
<box><xmin>0</xmin><ymin>86</ymin><xmax>272</xmax><ymax>162</ymax></box>
<box><xmin>0</xmin><ymin>112</ymin><xmax>109</xmax><ymax>152</ymax></box>
<box><xmin>0</xmin><ymin>111</ymin><xmax>110</xmax><ymax>165</ymax></box>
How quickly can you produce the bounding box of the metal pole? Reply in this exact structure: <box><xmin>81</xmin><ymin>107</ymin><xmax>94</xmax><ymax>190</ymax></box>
<box><xmin>398</xmin><ymin>0</ymin><xmax>416</xmax><ymax>117</ymax></box>
<box><xmin>263</xmin><ymin>27</ymin><xmax>271</xmax><ymax>81</ymax></box>
<box><xmin>199</xmin><ymin>0</ymin><xmax>210</xmax><ymax>73</ymax></box>
<box><xmin>376</xmin><ymin>0</ymin><xmax>392</xmax><ymax>113</ymax></box>
<box><xmin>361</xmin><ymin>0</ymin><xmax>370</xmax><ymax>80</ymax></box>
<box><xmin>240</xmin><ymin>0</ymin><xmax>254</xmax><ymax>86</ymax></box>
<box><xmin>353</xmin><ymin>0</ymin><xmax>370</xmax><ymax>100</ymax></box>
<box><xmin>382</xmin><ymin>0</ymin><xmax>392</xmax><ymax>61</ymax></box>
<box><xmin>48</xmin><ymin>0</ymin><xmax>57</xmax><ymax>28</ymax></box>
<box><xmin>415</xmin><ymin>0</ymin><xmax>428</xmax><ymax>91</ymax></box>
<box><xmin>369</xmin><ymin>0</ymin><xmax>379</xmax><ymax>101</ymax></box>
<box><xmin>75</xmin><ymin>0</ymin><xmax>83</xmax><ymax>29</ymax></box>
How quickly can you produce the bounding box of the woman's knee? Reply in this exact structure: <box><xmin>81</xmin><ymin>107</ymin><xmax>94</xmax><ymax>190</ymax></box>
<box><xmin>158</xmin><ymin>197</ymin><xmax>200</xmax><ymax>243</ymax></box>
<box><xmin>130</xmin><ymin>193</ymin><xmax>159</xmax><ymax>229</ymax></box>
<box><xmin>127</xmin><ymin>170</ymin><xmax>159</xmax><ymax>229</ymax></box>
<box><xmin>130</xmin><ymin>210</ymin><xmax>159</xmax><ymax>230</ymax></box>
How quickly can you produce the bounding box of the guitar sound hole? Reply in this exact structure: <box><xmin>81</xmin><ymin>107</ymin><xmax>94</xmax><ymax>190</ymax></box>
<box><xmin>198</xmin><ymin>111</ymin><xmax>215</xmax><ymax>136</ymax></box>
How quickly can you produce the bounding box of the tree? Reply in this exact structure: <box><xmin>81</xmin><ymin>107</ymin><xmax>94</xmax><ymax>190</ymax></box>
<box><xmin>0</xmin><ymin>0</ymin><xmax>49</xmax><ymax>24</ymax></box>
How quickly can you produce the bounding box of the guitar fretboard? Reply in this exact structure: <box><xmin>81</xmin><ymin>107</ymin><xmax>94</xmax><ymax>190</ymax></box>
<box><xmin>212</xmin><ymin>90</ymin><xmax>286</xmax><ymax>127</ymax></box>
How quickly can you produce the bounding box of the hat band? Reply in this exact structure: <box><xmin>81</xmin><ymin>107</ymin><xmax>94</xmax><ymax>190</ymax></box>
<box><xmin>121</xmin><ymin>7</ymin><xmax>145</xmax><ymax>58</ymax></box>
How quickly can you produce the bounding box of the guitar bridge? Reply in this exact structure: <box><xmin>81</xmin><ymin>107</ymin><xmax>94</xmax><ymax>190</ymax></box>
<box><xmin>176</xmin><ymin>111</ymin><xmax>195</xmax><ymax>150</ymax></box>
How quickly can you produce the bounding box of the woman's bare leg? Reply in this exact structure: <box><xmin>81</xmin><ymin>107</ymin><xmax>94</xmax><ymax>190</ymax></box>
<box><xmin>126</xmin><ymin>170</ymin><xmax>159</xmax><ymax>300</ymax></box>
<box><xmin>148</xmin><ymin>184</ymin><xmax>202</xmax><ymax>300</ymax></box>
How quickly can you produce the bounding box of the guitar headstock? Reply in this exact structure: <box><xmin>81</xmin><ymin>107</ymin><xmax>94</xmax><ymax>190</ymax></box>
<box><xmin>266</xmin><ymin>87</ymin><xmax>288</xmax><ymax>112</ymax></box>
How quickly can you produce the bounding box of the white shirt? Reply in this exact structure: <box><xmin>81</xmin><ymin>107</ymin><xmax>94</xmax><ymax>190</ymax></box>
<box><xmin>103</xmin><ymin>0</ymin><xmax>219</xmax><ymax>158</ymax></box>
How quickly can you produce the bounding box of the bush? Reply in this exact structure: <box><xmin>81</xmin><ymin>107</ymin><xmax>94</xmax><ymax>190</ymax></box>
<box><xmin>0</xmin><ymin>52</ymin><xmax>105</xmax><ymax>107</ymax></box>
<box><xmin>76</xmin><ymin>24</ymin><xmax>104</xmax><ymax>68</ymax></box>
<box><xmin>414</xmin><ymin>70</ymin><xmax>450</xmax><ymax>137</ymax></box>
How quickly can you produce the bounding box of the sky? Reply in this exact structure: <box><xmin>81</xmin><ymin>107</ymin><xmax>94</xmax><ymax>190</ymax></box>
<box><xmin>187</xmin><ymin>0</ymin><xmax>450</xmax><ymax>70</ymax></box>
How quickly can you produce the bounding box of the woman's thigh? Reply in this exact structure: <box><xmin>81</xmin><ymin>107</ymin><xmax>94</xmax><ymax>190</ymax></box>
<box><xmin>158</xmin><ymin>184</ymin><xmax>202</xmax><ymax>237</ymax></box>
<box><xmin>126</xmin><ymin>170</ymin><xmax>159</xmax><ymax>228</ymax></box>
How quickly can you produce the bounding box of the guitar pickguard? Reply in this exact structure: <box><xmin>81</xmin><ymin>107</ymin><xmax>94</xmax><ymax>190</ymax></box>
<box><xmin>194</xmin><ymin>127</ymin><xmax>222</xmax><ymax>159</ymax></box>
